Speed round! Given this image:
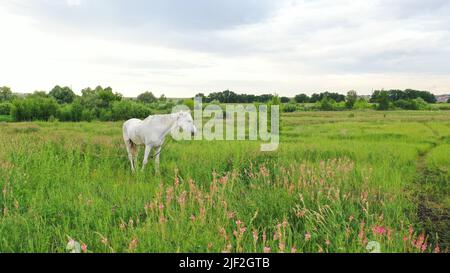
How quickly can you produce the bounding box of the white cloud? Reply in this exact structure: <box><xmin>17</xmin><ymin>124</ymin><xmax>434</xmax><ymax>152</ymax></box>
<box><xmin>0</xmin><ymin>0</ymin><xmax>449</xmax><ymax>96</ymax></box>
<box><xmin>66</xmin><ymin>0</ymin><xmax>82</xmax><ymax>7</ymax></box>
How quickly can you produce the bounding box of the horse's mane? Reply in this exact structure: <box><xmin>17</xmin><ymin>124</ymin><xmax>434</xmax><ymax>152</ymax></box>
<box><xmin>143</xmin><ymin>113</ymin><xmax>176</xmax><ymax>123</ymax></box>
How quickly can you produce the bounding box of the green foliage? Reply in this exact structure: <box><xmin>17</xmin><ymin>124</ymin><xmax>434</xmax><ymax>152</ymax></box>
<box><xmin>311</xmin><ymin>92</ymin><xmax>345</xmax><ymax>103</ymax></box>
<box><xmin>270</xmin><ymin>95</ymin><xmax>281</xmax><ymax>105</ymax></box>
<box><xmin>282</xmin><ymin>103</ymin><xmax>297</xmax><ymax>113</ymax></box>
<box><xmin>28</xmin><ymin>91</ymin><xmax>49</xmax><ymax>98</ymax></box>
<box><xmin>1</xmin><ymin>111</ymin><xmax>448</xmax><ymax>252</ymax></box>
<box><xmin>394</xmin><ymin>98</ymin><xmax>430</xmax><ymax>110</ymax></box>
<box><xmin>280</xmin><ymin>97</ymin><xmax>290</xmax><ymax>103</ymax></box>
<box><xmin>0</xmin><ymin>86</ymin><xmax>15</xmax><ymax>102</ymax></box>
<box><xmin>137</xmin><ymin>91</ymin><xmax>157</xmax><ymax>104</ymax></box>
<box><xmin>317</xmin><ymin>96</ymin><xmax>337</xmax><ymax>111</ymax></box>
<box><xmin>182</xmin><ymin>99</ymin><xmax>195</xmax><ymax>110</ymax></box>
<box><xmin>345</xmin><ymin>90</ymin><xmax>358</xmax><ymax>109</ymax></box>
<box><xmin>111</xmin><ymin>100</ymin><xmax>152</xmax><ymax>121</ymax></box>
<box><xmin>81</xmin><ymin>86</ymin><xmax>122</xmax><ymax>111</ymax></box>
<box><xmin>375</xmin><ymin>91</ymin><xmax>391</xmax><ymax>110</ymax></box>
<box><xmin>99</xmin><ymin>109</ymin><xmax>113</xmax><ymax>121</ymax></box>
<box><xmin>203</xmin><ymin>90</ymin><xmax>273</xmax><ymax>103</ymax></box>
<box><xmin>371</xmin><ymin>89</ymin><xmax>436</xmax><ymax>104</ymax></box>
<box><xmin>294</xmin><ymin>94</ymin><xmax>310</xmax><ymax>103</ymax></box>
<box><xmin>49</xmin><ymin>85</ymin><xmax>76</xmax><ymax>104</ymax></box>
<box><xmin>57</xmin><ymin>104</ymin><xmax>73</xmax><ymax>121</ymax></box>
<box><xmin>0</xmin><ymin>102</ymin><xmax>12</xmax><ymax>115</ymax></box>
<box><xmin>11</xmin><ymin>97</ymin><xmax>59</xmax><ymax>121</ymax></box>
<box><xmin>0</xmin><ymin>115</ymin><xmax>12</xmax><ymax>122</ymax></box>
<box><xmin>353</xmin><ymin>98</ymin><xmax>372</xmax><ymax>110</ymax></box>
<box><xmin>81</xmin><ymin>109</ymin><xmax>94</xmax><ymax>122</ymax></box>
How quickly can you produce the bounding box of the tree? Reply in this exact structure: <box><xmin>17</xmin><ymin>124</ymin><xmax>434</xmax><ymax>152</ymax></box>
<box><xmin>137</xmin><ymin>91</ymin><xmax>157</xmax><ymax>104</ymax></box>
<box><xmin>280</xmin><ymin>96</ymin><xmax>290</xmax><ymax>103</ymax></box>
<box><xmin>376</xmin><ymin>90</ymin><xmax>391</xmax><ymax>110</ymax></box>
<box><xmin>318</xmin><ymin>96</ymin><xmax>337</xmax><ymax>111</ymax></box>
<box><xmin>371</xmin><ymin>89</ymin><xmax>436</xmax><ymax>104</ymax></box>
<box><xmin>447</xmin><ymin>98</ymin><xmax>450</xmax><ymax>103</ymax></box>
<box><xmin>345</xmin><ymin>90</ymin><xmax>358</xmax><ymax>109</ymax></box>
<box><xmin>270</xmin><ymin>95</ymin><xmax>281</xmax><ymax>105</ymax></box>
<box><xmin>11</xmin><ymin>97</ymin><xmax>59</xmax><ymax>121</ymax></box>
<box><xmin>81</xmin><ymin>86</ymin><xmax>122</xmax><ymax>109</ymax></box>
<box><xmin>49</xmin><ymin>85</ymin><xmax>76</xmax><ymax>104</ymax></box>
<box><xmin>0</xmin><ymin>86</ymin><xmax>14</xmax><ymax>102</ymax></box>
<box><xmin>294</xmin><ymin>94</ymin><xmax>310</xmax><ymax>103</ymax></box>
<box><xmin>29</xmin><ymin>91</ymin><xmax>49</xmax><ymax>98</ymax></box>
<box><xmin>0</xmin><ymin>102</ymin><xmax>12</xmax><ymax>115</ymax></box>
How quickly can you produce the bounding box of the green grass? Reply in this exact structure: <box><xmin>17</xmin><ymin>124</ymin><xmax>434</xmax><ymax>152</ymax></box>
<box><xmin>0</xmin><ymin>111</ymin><xmax>449</xmax><ymax>253</ymax></box>
<box><xmin>0</xmin><ymin>115</ymin><xmax>12</xmax><ymax>122</ymax></box>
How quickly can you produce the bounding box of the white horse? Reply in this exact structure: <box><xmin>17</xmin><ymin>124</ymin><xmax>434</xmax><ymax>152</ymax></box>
<box><xmin>122</xmin><ymin>111</ymin><xmax>197</xmax><ymax>172</ymax></box>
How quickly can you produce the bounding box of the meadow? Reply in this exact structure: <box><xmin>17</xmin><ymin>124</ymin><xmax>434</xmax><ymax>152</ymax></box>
<box><xmin>0</xmin><ymin>110</ymin><xmax>449</xmax><ymax>253</ymax></box>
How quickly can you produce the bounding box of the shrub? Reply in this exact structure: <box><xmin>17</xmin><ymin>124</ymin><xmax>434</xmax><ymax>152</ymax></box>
<box><xmin>99</xmin><ymin>109</ymin><xmax>113</xmax><ymax>121</ymax></box>
<box><xmin>317</xmin><ymin>97</ymin><xmax>337</xmax><ymax>111</ymax></box>
<box><xmin>57</xmin><ymin>104</ymin><xmax>73</xmax><ymax>121</ymax></box>
<box><xmin>283</xmin><ymin>103</ymin><xmax>297</xmax><ymax>113</ymax></box>
<box><xmin>394</xmin><ymin>98</ymin><xmax>430</xmax><ymax>110</ymax></box>
<box><xmin>280</xmin><ymin>97</ymin><xmax>290</xmax><ymax>103</ymax></box>
<box><xmin>81</xmin><ymin>109</ymin><xmax>94</xmax><ymax>122</ymax></box>
<box><xmin>353</xmin><ymin>99</ymin><xmax>372</xmax><ymax>110</ymax></box>
<box><xmin>182</xmin><ymin>99</ymin><xmax>195</xmax><ymax>110</ymax></box>
<box><xmin>11</xmin><ymin>97</ymin><xmax>59</xmax><ymax>121</ymax></box>
<box><xmin>111</xmin><ymin>100</ymin><xmax>152</xmax><ymax>121</ymax></box>
<box><xmin>0</xmin><ymin>102</ymin><xmax>12</xmax><ymax>115</ymax></box>
<box><xmin>137</xmin><ymin>91</ymin><xmax>157</xmax><ymax>104</ymax></box>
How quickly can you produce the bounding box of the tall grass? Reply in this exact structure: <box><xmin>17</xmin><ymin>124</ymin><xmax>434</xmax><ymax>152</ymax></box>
<box><xmin>0</xmin><ymin>111</ymin><xmax>449</xmax><ymax>253</ymax></box>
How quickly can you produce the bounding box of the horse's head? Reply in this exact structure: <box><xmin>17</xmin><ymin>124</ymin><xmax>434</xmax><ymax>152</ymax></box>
<box><xmin>176</xmin><ymin>111</ymin><xmax>197</xmax><ymax>137</ymax></box>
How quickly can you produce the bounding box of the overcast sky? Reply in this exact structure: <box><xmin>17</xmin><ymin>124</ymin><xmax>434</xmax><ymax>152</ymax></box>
<box><xmin>1</xmin><ymin>0</ymin><xmax>449</xmax><ymax>97</ymax></box>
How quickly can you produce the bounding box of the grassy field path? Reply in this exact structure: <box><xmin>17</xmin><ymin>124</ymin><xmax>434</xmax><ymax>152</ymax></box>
<box><xmin>416</xmin><ymin>122</ymin><xmax>449</xmax><ymax>250</ymax></box>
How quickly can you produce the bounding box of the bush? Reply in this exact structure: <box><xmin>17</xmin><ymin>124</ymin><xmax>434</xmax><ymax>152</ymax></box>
<box><xmin>182</xmin><ymin>99</ymin><xmax>195</xmax><ymax>110</ymax></box>
<box><xmin>316</xmin><ymin>97</ymin><xmax>337</xmax><ymax>111</ymax></box>
<box><xmin>111</xmin><ymin>100</ymin><xmax>152</xmax><ymax>121</ymax></box>
<box><xmin>280</xmin><ymin>97</ymin><xmax>290</xmax><ymax>103</ymax></box>
<box><xmin>283</xmin><ymin>103</ymin><xmax>297</xmax><ymax>113</ymax></box>
<box><xmin>394</xmin><ymin>98</ymin><xmax>430</xmax><ymax>110</ymax></box>
<box><xmin>0</xmin><ymin>102</ymin><xmax>12</xmax><ymax>115</ymax></box>
<box><xmin>11</xmin><ymin>97</ymin><xmax>59</xmax><ymax>121</ymax></box>
<box><xmin>81</xmin><ymin>109</ymin><xmax>94</xmax><ymax>122</ymax></box>
<box><xmin>57</xmin><ymin>104</ymin><xmax>73</xmax><ymax>121</ymax></box>
<box><xmin>294</xmin><ymin>94</ymin><xmax>310</xmax><ymax>103</ymax></box>
<box><xmin>353</xmin><ymin>99</ymin><xmax>372</xmax><ymax>110</ymax></box>
<box><xmin>137</xmin><ymin>91</ymin><xmax>157</xmax><ymax>104</ymax></box>
<box><xmin>99</xmin><ymin>109</ymin><xmax>113</xmax><ymax>121</ymax></box>
<box><xmin>71</xmin><ymin>99</ymin><xmax>83</xmax><ymax>122</ymax></box>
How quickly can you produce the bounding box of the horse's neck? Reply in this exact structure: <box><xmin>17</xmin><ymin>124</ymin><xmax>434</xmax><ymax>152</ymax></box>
<box><xmin>161</xmin><ymin>114</ymin><xmax>177</xmax><ymax>138</ymax></box>
<box><xmin>146</xmin><ymin>113</ymin><xmax>177</xmax><ymax>139</ymax></box>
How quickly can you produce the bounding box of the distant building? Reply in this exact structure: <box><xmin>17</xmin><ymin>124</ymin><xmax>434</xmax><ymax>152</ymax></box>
<box><xmin>436</xmin><ymin>94</ymin><xmax>450</xmax><ymax>103</ymax></box>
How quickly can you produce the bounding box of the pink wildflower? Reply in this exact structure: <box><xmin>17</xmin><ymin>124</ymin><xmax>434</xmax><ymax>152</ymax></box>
<box><xmin>305</xmin><ymin>233</ymin><xmax>311</xmax><ymax>241</ymax></box>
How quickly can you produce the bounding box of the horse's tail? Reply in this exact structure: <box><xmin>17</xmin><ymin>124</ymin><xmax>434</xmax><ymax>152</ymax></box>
<box><xmin>122</xmin><ymin>121</ymin><xmax>135</xmax><ymax>148</ymax></box>
<box><xmin>128</xmin><ymin>139</ymin><xmax>136</xmax><ymax>149</ymax></box>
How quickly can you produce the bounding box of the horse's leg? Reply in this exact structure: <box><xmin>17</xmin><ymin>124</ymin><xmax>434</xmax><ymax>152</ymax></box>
<box><xmin>154</xmin><ymin>145</ymin><xmax>162</xmax><ymax>173</ymax></box>
<box><xmin>124</xmin><ymin>139</ymin><xmax>135</xmax><ymax>172</ymax></box>
<box><xmin>132</xmin><ymin>145</ymin><xmax>138</xmax><ymax>170</ymax></box>
<box><xmin>142</xmin><ymin>144</ymin><xmax>152</xmax><ymax>171</ymax></box>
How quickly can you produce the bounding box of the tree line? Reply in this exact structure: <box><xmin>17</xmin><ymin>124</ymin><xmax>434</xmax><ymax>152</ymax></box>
<box><xmin>0</xmin><ymin>86</ymin><xmax>447</xmax><ymax>121</ymax></box>
<box><xmin>0</xmin><ymin>86</ymin><xmax>173</xmax><ymax>122</ymax></box>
